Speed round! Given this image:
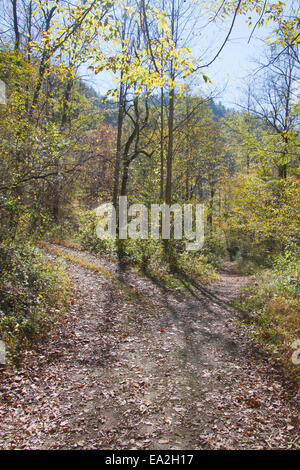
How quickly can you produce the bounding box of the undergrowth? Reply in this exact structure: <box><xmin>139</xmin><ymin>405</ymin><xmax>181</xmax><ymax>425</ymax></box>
<box><xmin>0</xmin><ymin>242</ymin><xmax>69</xmax><ymax>363</ymax></box>
<box><xmin>44</xmin><ymin>209</ymin><xmax>218</xmax><ymax>286</ymax></box>
<box><xmin>233</xmin><ymin>251</ymin><xmax>300</xmax><ymax>386</ymax></box>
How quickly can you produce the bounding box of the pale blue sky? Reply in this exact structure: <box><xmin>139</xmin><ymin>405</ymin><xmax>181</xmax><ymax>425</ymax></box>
<box><xmin>81</xmin><ymin>5</ymin><xmax>277</xmax><ymax>110</ymax></box>
<box><xmin>200</xmin><ymin>14</ymin><xmax>275</xmax><ymax>108</ymax></box>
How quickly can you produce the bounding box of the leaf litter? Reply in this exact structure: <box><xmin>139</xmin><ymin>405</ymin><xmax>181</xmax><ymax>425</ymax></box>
<box><xmin>0</xmin><ymin>245</ymin><xmax>299</xmax><ymax>450</ymax></box>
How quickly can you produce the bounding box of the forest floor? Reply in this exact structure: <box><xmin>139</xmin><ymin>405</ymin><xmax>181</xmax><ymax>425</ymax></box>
<box><xmin>0</xmin><ymin>243</ymin><xmax>299</xmax><ymax>450</ymax></box>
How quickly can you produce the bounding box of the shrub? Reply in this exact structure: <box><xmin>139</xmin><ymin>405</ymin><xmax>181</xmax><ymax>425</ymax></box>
<box><xmin>202</xmin><ymin>231</ymin><xmax>227</xmax><ymax>269</ymax></box>
<box><xmin>75</xmin><ymin>209</ymin><xmax>115</xmax><ymax>256</ymax></box>
<box><xmin>45</xmin><ymin>218</ymin><xmax>78</xmax><ymax>244</ymax></box>
<box><xmin>225</xmin><ymin>176</ymin><xmax>300</xmax><ymax>272</ymax></box>
<box><xmin>0</xmin><ymin>195</ymin><xmax>22</xmax><ymax>243</ymax></box>
<box><xmin>119</xmin><ymin>238</ymin><xmax>217</xmax><ymax>286</ymax></box>
<box><xmin>234</xmin><ymin>251</ymin><xmax>300</xmax><ymax>385</ymax></box>
<box><xmin>0</xmin><ymin>242</ymin><xmax>69</xmax><ymax>362</ymax></box>
<box><xmin>56</xmin><ymin>209</ymin><xmax>217</xmax><ymax>286</ymax></box>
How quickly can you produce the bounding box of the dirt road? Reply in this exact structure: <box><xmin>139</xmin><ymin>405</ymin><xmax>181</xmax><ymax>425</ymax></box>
<box><xmin>0</xmin><ymin>245</ymin><xmax>299</xmax><ymax>449</ymax></box>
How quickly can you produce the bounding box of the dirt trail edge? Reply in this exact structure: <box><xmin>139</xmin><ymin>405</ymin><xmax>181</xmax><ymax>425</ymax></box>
<box><xmin>0</xmin><ymin>244</ymin><xmax>299</xmax><ymax>450</ymax></box>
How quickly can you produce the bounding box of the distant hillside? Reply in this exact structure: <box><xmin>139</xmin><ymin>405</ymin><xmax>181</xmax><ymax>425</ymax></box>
<box><xmin>210</xmin><ymin>100</ymin><xmax>228</xmax><ymax>119</ymax></box>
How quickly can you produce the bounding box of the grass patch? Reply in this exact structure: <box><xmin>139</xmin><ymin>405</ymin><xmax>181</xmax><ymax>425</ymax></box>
<box><xmin>38</xmin><ymin>241</ymin><xmax>114</xmax><ymax>280</ymax></box>
<box><xmin>39</xmin><ymin>241</ymin><xmax>150</xmax><ymax>306</ymax></box>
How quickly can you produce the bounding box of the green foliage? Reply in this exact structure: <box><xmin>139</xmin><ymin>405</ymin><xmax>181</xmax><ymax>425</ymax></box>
<box><xmin>0</xmin><ymin>195</ymin><xmax>23</xmax><ymax>243</ymax></box>
<box><xmin>45</xmin><ymin>219</ymin><xmax>78</xmax><ymax>244</ymax></box>
<box><xmin>0</xmin><ymin>47</ymin><xmax>102</xmax><ymax>239</ymax></box>
<box><xmin>177</xmin><ymin>251</ymin><xmax>218</xmax><ymax>284</ymax></box>
<box><xmin>123</xmin><ymin>238</ymin><xmax>217</xmax><ymax>286</ymax></box>
<box><xmin>73</xmin><ymin>214</ymin><xmax>217</xmax><ymax>286</ymax></box>
<box><xmin>0</xmin><ymin>242</ymin><xmax>69</xmax><ymax>362</ymax></box>
<box><xmin>202</xmin><ymin>231</ymin><xmax>227</xmax><ymax>269</ymax></box>
<box><xmin>76</xmin><ymin>210</ymin><xmax>115</xmax><ymax>256</ymax></box>
<box><xmin>225</xmin><ymin>175</ymin><xmax>300</xmax><ymax>270</ymax></box>
<box><xmin>234</xmin><ymin>252</ymin><xmax>300</xmax><ymax>384</ymax></box>
<box><xmin>0</xmin><ymin>0</ymin><xmax>298</xmax><ymax>381</ymax></box>
<box><xmin>272</xmin><ymin>251</ymin><xmax>300</xmax><ymax>296</ymax></box>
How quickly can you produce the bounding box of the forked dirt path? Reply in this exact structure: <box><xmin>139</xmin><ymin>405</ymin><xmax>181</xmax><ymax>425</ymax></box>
<box><xmin>0</xmin><ymin>244</ymin><xmax>299</xmax><ymax>449</ymax></box>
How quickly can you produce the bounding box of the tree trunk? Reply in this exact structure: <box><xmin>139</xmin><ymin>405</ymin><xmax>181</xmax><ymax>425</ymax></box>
<box><xmin>207</xmin><ymin>185</ymin><xmax>215</xmax><ymax>230</ymax></box>
<box><xmin>165</xmin><ymin>86</ymin><xmax>174</xmax><ymax>205</ymax></box>
<box><xmin>12</xmin><ymin>0</ymin><xmax>20</xmax><ymax>52</ymax></box>
<box><xmin>278</xmin><ymin>164</ymin><xmax>287</xmax><ymax>179</ymax></box>
<box><xmin>160</xmin><ymin>87</ymin><xmax>164</xmax><ymax>202</ymax></box>
<box><xmin>61</xmin><ymin>78</ymin><xmax>73</xmax><ymax>129</ymax></box>
<box><xmin>120</xmin><ymin>160</ymin><xmax>130</xmax><ymax>197</ymax></box>
<box><xmin>113</xmin><ymin>75</ymin><xmax>124</xmax><ymax>208</ymax></box>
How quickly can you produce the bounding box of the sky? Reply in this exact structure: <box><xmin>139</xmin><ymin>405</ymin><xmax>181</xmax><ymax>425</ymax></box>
<box><xmin>80</xmin><ymin>4</ymin><xmax>278</xmax><ymax>110</ymax></box>
<box><xmin>199</xmin><ymin>15</ymin><xmax>275</xmax><ymax>108</ymax></box>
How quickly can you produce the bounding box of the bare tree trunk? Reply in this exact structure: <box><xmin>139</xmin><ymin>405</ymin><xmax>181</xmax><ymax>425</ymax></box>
<box><xmin>278</xmin><ymin>164</ymin><xmax>287</xmax><ymax>178</ymax></box>
<box><xmin>120</xmin><ymin>160</ymin><xmax>130</xmax><ymax>197</ymax></box>
<box><xmin>61</xmin><ymin>77</ymin><xmax>74</xmax><ymax>129</ymax></box>
<box><xmin>25</xmin><ymin>1</ymin><xmax>33</xmax><ymax>112</ymax></box>
<box><xmin>27</xmin><ymin>0</ymin><xmax>32</xmax><ymax>62</ymax></box>
<box><xmin>207</xmin><ymin>185</ymin><xmax>215</xmax><ymax>231</ymax></box>
<box><xmin>165</xmin><ymin>86</ymin><xmax>174</xmax><ymax>205</ymax></box>
<box><xmin>12</xmin><ymin>0</ymin><xmax>20</xmax><ymax>52</ymax></box>
<box><xmin>113</xmin><ymin>77</ymin><xmax>124</xmax><ymax>207</ymax></box>
<box><xmin>160</xmin><ymin>87</ymin><xmax>164</xmax><ymax>201</ymax></box>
